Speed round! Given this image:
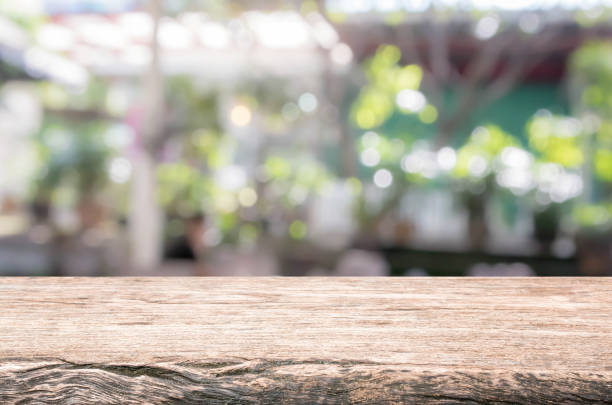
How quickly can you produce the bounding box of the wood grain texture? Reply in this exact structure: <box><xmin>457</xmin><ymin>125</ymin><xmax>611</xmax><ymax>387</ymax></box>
<box><xmin>0</xmin><ymin>277</ymin><xmax>610</xmax><ymax>404</ymax></box>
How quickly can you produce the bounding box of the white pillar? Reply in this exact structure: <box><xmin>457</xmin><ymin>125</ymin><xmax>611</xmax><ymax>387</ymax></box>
<box><xmin>128</xmin><ymin>0</ymin><xmax>164</xmax><ymax>274</ymax></box>
<box><xmin>129</xmin><ymin>150</ymin><xmax>162</xmax><ymax>272</ymax></box>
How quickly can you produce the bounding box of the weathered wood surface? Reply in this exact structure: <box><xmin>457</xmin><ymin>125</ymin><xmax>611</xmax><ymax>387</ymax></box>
<box><xmin>0</xmin><ymin>277</ymin><xmax>610</xmax><ymax>404</ymax></box>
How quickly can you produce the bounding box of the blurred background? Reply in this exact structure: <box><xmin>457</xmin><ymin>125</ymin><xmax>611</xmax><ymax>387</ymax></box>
<box><xmin>0</xmin><ymin>0</ymin><xmax>611</xmax><ymax>276</ymax></box>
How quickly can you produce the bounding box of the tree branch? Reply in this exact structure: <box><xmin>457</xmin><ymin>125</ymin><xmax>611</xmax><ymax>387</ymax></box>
<box><xmin>434</xmin><ymin>28</ymin><xmax>521</xmax><ymax>147</ymax></box>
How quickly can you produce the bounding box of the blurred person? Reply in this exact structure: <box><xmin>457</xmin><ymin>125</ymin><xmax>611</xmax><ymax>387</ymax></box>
<box><xmin>164</xmin><ymin>213</ymin><xmax>205</xmax><ymax>262</ymax></box>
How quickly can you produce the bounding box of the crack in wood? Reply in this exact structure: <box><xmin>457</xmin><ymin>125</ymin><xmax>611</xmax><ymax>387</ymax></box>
<box><xmin>1</xmin><ymin>359</ymin><xmax>610</xmax><ymax>404</ymax></box>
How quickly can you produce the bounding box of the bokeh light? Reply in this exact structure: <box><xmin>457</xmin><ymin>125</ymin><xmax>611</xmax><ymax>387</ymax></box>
<box><xmin>230</xmin><ymin>104</ymin><xmax>252</xmax><ymax>127</ymax></box>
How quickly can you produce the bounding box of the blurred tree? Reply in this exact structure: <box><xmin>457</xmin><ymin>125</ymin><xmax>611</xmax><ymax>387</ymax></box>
<box><xmin>331</xmin><ymin>3</ymin><xmax>611</xmax><ymax>147</ymax></box>
<box><xmin>28</xmin><ymin>76</ymin><xmax>119</xmax><ymax>225</ymax></box>
<box><xmin>29</xmin><ymin>119</ymin><xmax>115</xmax><ymax>229</ymax></box>
<box><xmin>334</xmin><ymin>1</ymin><xmax>612</xmax><ymax>249</ymax></box>
<box><xmin>569</xmin><ymin>40</ymin><xmax>612</xmax><ymax>232</ymax></box>
<box><xmin>153</xmin><ymin>71</ymin><xmax>340</xmax><ymax>251</ymax></box>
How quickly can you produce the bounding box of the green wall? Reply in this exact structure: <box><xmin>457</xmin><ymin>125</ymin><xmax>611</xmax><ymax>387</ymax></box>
<box><xmin>381</xmin><ymin>83</ymin><xmax>569</xmax><ymax>146</ymax></box>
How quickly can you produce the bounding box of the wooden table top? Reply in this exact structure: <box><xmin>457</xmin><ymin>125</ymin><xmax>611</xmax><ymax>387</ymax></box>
<box><xmin>0</xmin><ymin>277</ymin><xmax>610</xmax><ymax>403</ymax></box>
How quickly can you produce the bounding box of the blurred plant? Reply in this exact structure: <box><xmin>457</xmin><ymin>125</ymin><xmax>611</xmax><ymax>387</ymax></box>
<box><xmin>446</xmin><ymin>120</ymin><xmax>585</xmax><ymax>247</ymax></box>
<box><xmin>451</xmin><ymin>125</ymin><xmax>520</xmax><ymax>246</ymax></box>
<box><xmin>453</xmin><ymin>124</ymin><xmax>518</xmax><ymax>181</ymax></box>
<box><xmin>569</xmin><ymin>41</ymin><xmax>612</xmax><ymax>233</ymax></box>
<box><xmin>524</xmin><ymin>112</ymin><xmax>584</xmax><ymax>243</ymax></box>
<box><xmin>347</xmin><ymin>41</ymin><xmax>558</xmax><ymax>241</ymax></box>
<box><xmin>39</xmin><ymin>79</ymin><xmax>108</xmax><ymax>112</ymax></box>
<box><xmin>347</xmin><ymin>45</ymin><xmax>434</xmax><ymax>236</ymax></box>
<box><xmin>332</xmin><ymin>2</ymin><xmax>596</xmax><ymax>147</ymax></box>
<box><xmin>571</xmin><ymin>41</ymin><xmax>612</xmax><ymax>116</ymax></box>
<box><xmin>158</xmin><ymin>76</ymin><xmax>340</xmax><ymax>248</ymax></box>
<box><xmin>238</xmin><ymin>78</ymin><xmax>303</xmax><ymax>134</ymax></box>
<box><xmin>29</xmin><ymin>119</ymin><xmax>115</xmax><ymax>226</ymax></box>
<box><xmin>157</xmin><ymin>162</ymin><xmax>207</xmax><ymax>218</ymax></box>
<box><xmin>570</xmin><ymin>41</ymin><xmax>612</xmax><ymax>186</ymax></box>
<box><xmin>27</xmin><ymin>76</ymin><xmax>123</xmax><ymax>224</ymax></box>
<box><xmin>351</xmin><ymin>45</ymin><xmax>428</xmax><ymax>130</ymax></box>
<box><xmin>526</xmin><ymin>112</ymin><xmax>584</xmax><ymax>169</ymax></box>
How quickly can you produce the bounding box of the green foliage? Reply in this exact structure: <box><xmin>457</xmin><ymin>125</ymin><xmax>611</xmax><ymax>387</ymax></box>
<box><xmin>233</xmin><ymin>78</ymin><xmax>302</xmax><ymax>134</ymax></box>
<box><xmin>357</xmin><ymin>131</ymin><xmax>406</xmax><ymax>166</ymax></box>
<box><xmin>165</xmin><ymin>77</ymin><xmax>220</xmax><ymax>133</ymax></box>
<box><xmin>159</xmin><ymin>76</ymin><xmax>339</xmax><ymax>245</ymax></box>
<box><xmin>289</xmin><ymin>220</ymin><xmax>307</xmax><ymax>239</ymax></box>
<box><xmin>526</xmin><ymin>114</ymin><xmax>584</xmax><ymax>168</ymax></box>
<box><xmin>264</xmin><ymin>156</ymin><xmax>292</xmax><ymax>181</ymax></box>
<box><xmin>31</xmin><ymin>119</ymin><xmax>113</xmax><ymax>203</ymax></box>
<box><xmin>571</xmin><ymin>41</ymin><xmax>612</xmax><ymax>115</ymax></box>
<box><xmin>570</xmin><ymin>41</ymin><xmax>612</xmax><ymax>185</ymax></box>
<box><xmin>574</xmin><ymin>203</ymin><xmax>612</xmax><ymax>230</ymax></box>
<box><xmin>38</xmin><ymin>78</ymin><xmax>109</xmax><ymax>111</ymax></box>
<box><xmin>595</xmin><ymin>149</ymin><xmax>612</xmax><ymax>182</ymax></box>
<box><xmin>593</xmin><ymin>119</ymin><xmax>612</xmax><ymax>182</ymax></box>
<box><xmin>263</xmin><ymin>153</ymin><xmax>334</xmax><ymax>206</ymax></box>
<box><xmin>453</xmin><ymin>125</ymin><xmax>518</xmax><ymax>178</ymax></box>
<box><xmin>350</xmin><ymin>45</ymin><xmax>427</xmax><ymax>130</ymax></box>
<box><xmin>156</xmin><ymin>162</ymin><xmax>206</xmax><ymax>217</ymax></box>
<box><xmin>575</xmin><ymin>8</ymin><xmax>612</xmax><ymax>27</ymax></box>
<box><xmin>351</xmin><ymin>86</ymin><xmax>395</xmax><ymax>129</ymax></box>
